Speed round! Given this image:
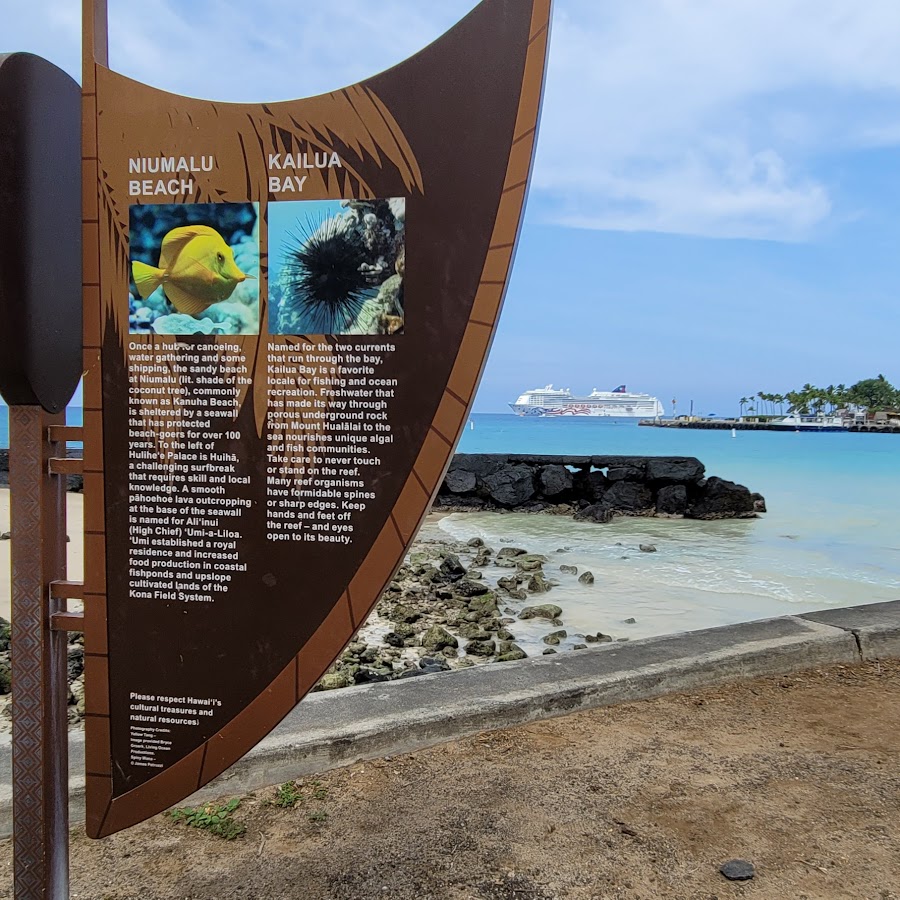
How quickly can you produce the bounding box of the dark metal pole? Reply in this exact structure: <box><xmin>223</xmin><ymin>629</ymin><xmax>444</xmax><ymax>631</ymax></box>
<box><xmin>10</xmin><ymin>407</ymin><xmax>69</xmax><ymax>899</ymax></box>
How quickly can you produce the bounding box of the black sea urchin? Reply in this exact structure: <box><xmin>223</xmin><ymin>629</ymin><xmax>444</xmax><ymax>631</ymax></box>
<box><xmin>280</xmin><ymin>216</ymin><xmax>373</xmax><ymax>333</ymax></box>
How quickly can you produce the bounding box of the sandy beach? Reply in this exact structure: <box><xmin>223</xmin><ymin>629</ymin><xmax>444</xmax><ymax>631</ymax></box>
<box><xmin>0</xmin><ymin>488</ymin><xmax>83</xmax><ymax>621</ymax></box>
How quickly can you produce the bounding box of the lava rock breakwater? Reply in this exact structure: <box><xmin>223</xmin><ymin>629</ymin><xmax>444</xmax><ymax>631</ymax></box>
<box><xmin>436</xmin><ymin>454</ymin><xmax>766</xmax><ymax>521</ymax></box>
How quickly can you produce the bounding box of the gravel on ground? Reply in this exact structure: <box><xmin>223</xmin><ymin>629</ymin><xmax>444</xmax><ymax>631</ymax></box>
<box><xmin>2</xmin><ymin>659</ymin><xmax>899</xmax><ymax>899</ymax></box>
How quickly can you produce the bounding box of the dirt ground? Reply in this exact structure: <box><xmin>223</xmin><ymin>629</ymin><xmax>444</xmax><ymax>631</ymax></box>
<box><xmin>1</xmin><ymin>660</ymin><xmax>899</xmax><ymax>900</ymax></box>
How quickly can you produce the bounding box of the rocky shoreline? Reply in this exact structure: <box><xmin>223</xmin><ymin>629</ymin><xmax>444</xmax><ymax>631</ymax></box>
<box><xmin>0</xmin><ymin>451</ymin><xmax>766</xmax><ymax>522</ymax></box>
<box><xmin>314</xmin><ymin>529</ymin><xmax>633</xmax><ymax>692</ymax></box>
<box><xmin>0</xmin><ymin>530</ymin><xmax>630</xmax><ymax>724</ymax></box>
<box><xmin>0</xmin><ymin>451</ymin><xmax>766</xmax><ymax>721</ymax></box>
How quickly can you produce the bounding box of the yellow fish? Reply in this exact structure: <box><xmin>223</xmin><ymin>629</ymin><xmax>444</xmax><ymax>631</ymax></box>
<box><xmin>131</xmin><ymin>225</ymin><xmax>254</xmax><ymax>317</ymax></box>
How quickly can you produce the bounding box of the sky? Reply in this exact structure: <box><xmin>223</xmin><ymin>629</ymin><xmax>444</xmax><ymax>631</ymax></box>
<box><xmin>4</xmin><ymin>0</ymin><xmax>900</xmax><ymax>414</ymax></box>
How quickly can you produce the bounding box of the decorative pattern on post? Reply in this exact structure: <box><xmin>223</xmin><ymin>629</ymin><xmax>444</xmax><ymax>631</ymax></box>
<box><xmin>10</xmin><ymin>410</ymin><xmax>70</xmax><ymax>899</ymax></box>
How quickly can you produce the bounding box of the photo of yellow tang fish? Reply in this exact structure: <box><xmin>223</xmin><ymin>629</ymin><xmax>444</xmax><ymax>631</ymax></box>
<box><xmin>131</xmin><ymin>225</ymin><xmax>254</xmax><ymax>318</ymax></box>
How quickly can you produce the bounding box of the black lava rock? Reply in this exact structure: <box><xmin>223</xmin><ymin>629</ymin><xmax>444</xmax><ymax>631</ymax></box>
<box><xmin>482</xmin><ymin>465</ymin><xmax>535</xmax><ymax>507</ymax></box>
<box><xmin>605</xmin><ymin>466</ymin><xmax>645</xmax><ymax>483</ymax></box>
<box><xmin>574</xmin><ymin>503</ymin><xmax>614</xmax><ymax>524</ymax></box>
<box><xmin>604</xmin><ymin>481</ymin><xmax>654</xmax><ymax>514</ymax></box>
<box><xmin>455</xmin><ymin>578</ymin><xmax>490</xmax><ymax>597</ymax></box>
<box><xmin>656</xmin><ymin>484</ymin><xmax>688</xmax><ymax>515</ymax></box>
<box><xmin>646</xmin><ymin>457</ymin><xmax>705</xmax><ymax>484</ymax></box>
<box><xmin>447</xmin><ymin>454</ymin><xmax>507</xmax><ymax>479</ymax></box>
<box><xmin>719</xmin><ymin>860</ymin><xmax>755</xmax><ymax>881</ymax></box>
<box><xmin>585</xmin><ymin>470</ymin><xmax>609</xmax><ymax>501</ymax></box>
<box><xmin>538</xmin><ymin>464</ymin><xmax>573</xmax><ymax>497</ymax></box>
<box><xmin>439</xmin><ymin>554</ymin><xmax>467</xmax><ymax>582</ymax></box>
<box><xmin>687</xmin><ymin>477</ymin><xmax>755</xmax><ymax>520</ymax></box>
<box><xmin>444</xmin><ymin>468</ymin><xmax>476</xmax><ymax>494</ymax></box>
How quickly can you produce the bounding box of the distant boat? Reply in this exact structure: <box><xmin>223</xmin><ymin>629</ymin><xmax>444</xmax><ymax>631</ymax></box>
<box><xmin>510</xmin><ymin>384</ymin><xmax>664</xmax><ymax>418</ymax></box>
<box><xmin>770</xmin><ymin>413</ymin><xmax>847</xmax><ymax>432</ymax></box>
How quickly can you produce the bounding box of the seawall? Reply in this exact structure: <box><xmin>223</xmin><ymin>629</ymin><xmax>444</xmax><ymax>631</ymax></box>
<box><xmin>437</xmin><ymin>453</ymin><xmax>765</xmax><ymax>521</ymax></box>
<box><xmin>641</xmin><ymin>418</ymin><xmax>900</xmax><ymax>434</ymax></box>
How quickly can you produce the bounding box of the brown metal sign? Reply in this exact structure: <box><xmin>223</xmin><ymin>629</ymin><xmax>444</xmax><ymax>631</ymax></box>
<box><xmin>0</xmin><ymin>52</ymin><xmax>81</xmax><ymax>414</ymax></box>
<box><xmin>82</xmin><ymin>0</ymin><xmax>551</xmax><ymax>838</ymax></box>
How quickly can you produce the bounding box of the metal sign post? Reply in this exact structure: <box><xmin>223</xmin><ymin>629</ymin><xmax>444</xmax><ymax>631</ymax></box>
<box><xmin>9</xmin><ymin>411</ymin><xmax>70</xmax><ymax>899</ymax></box>
<box><xmin>0</xmin><ymin>52</ymin><xmax>83</xmax><ymax>900</ymax></box>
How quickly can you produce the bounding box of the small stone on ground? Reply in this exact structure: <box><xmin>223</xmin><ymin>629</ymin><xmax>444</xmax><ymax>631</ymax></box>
<box><xmin>719</xmin><ymin>859</ymin><xmax>756</xmax><ymax>881</ymax></box>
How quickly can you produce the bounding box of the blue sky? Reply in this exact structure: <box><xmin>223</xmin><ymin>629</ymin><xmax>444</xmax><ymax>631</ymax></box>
<box><xmin>5</xmin><ymin>0</ymin><xmax>900</xmax><ymax>413</ymax></box>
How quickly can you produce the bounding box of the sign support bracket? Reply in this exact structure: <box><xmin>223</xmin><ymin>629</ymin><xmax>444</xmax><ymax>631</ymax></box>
<box><xmin>10</xmin><ymin>407</ymin><xmax>71</xmax><ymax>900</ymax></box>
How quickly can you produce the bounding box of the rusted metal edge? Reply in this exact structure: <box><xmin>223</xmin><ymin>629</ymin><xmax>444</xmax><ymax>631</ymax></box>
<box><xmin>47</xmin><ymin>426</ymin><xmax>83</xmax><ymax>443</ymax></box>
<box><xmin>49</xmin><ymin>581</ymin><xmax>84</xmax><ymax>601</ymax></box>
<box><xmin>10</xmin><ymin>406</ymin><xmax>70</xmax><ymax>899</ymax></box>
<box><xmin>48</xmin><ymin>457</ymin><xmax>82</xmax><ymax>476</ymax></box>
<box><xmin>50</xmin><ymin>612</ymin><xmax>85</xmax><ymax>633</ymax></box>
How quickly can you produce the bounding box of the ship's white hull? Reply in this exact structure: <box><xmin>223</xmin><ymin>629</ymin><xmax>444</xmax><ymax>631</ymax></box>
<box><xmin>509</xmin><ymin>402</ymin><xmax>662</xmax><ymax>418</ymax></box>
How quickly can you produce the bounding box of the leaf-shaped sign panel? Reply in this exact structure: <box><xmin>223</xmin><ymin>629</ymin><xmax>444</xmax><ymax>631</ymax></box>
<box><xmin>82</xmin><ymin>0</ymin><xmax>551</xmax><ymax>838</ymax></box>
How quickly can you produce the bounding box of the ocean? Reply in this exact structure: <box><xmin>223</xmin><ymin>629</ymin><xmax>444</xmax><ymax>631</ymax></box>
<box><xmin>3</xmin><ymin>407</ymin><xmax>897</xmax><ymax>642</ymax></box>
<box><xmin>438</xmin><ymin>413</ymin><xmax>900</xmax><ymax>645</ymax></box>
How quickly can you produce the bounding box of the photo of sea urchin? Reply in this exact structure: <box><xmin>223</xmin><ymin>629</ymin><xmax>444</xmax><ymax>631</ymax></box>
<box><xmin>269</xmin><ymin>198</ymin><xmax>405</xmax><ymax>335</ymax></box>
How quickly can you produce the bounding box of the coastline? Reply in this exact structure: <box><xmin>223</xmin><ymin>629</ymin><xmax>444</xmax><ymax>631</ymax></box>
<box><xmin>2</xmin><ymin>435</ymin><xmax>897</xmax><ymax>719</ymax></box>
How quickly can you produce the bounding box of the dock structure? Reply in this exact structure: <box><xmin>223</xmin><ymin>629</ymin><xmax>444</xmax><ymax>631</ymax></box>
<box><xmin>639</xmin><ymin>418</ymin><xmax>900</xmax><ymax>434</ymax></box>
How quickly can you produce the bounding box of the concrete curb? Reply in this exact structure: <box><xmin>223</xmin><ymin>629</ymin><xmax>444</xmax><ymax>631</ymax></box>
<box><xmin>801</xmin><ymin>600</ymin><xmax>900</xmax><ymax>661</ymax></box>
<box><xmin>2</xmin><ymin>601</ymin><xmax>898</xmax><ymax>838</ymax></box>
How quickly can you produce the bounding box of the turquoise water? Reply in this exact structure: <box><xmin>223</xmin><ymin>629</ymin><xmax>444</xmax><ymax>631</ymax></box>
<box><xmin>435</xmin><ymin>414</ymin><xmax>900</xmax><ymax>642</ymax></box>
<box><xmin>4</xmin><ymin>406</ymin><xmax>897</xmax><ymax>638</ymax></box>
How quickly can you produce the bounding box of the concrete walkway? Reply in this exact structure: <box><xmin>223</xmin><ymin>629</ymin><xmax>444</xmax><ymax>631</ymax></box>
<box><xmin>1</xmin><ymin>599</ymin><xmax>898</xmax><ymax>837</ymax></box>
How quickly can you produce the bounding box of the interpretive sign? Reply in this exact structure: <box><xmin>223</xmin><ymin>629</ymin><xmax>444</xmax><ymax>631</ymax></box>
<box><xmin>82</xmin><ymin>0</ymin><xmax>551</xmax><ymax>837</ymax></box>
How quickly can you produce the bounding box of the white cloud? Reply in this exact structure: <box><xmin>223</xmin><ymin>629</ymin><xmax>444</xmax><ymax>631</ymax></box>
<box><xmin>534</xmin><ymin>0</ymin><xmax>900</xmax><ymax>239</ymax></box>
<box><xmin>540</xmin><ymin>140</ymin><xmax>831</xmax><ymax>241</ymax></box>
<box><xmin>7</xmin><ymin>0</ymin><xmax>900</xmax><ymax>240</ymax></box>
<box><xmin>100</xmin><ymin>0</ymin><xmax>475</xmax><ymax>103</ymax></box>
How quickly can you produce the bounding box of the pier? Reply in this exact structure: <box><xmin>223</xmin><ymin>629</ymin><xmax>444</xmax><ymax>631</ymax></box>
<box><xmin>639</xmin><ymin>417</ymin><xmax>900</xmax><ymax>434</ymax></box>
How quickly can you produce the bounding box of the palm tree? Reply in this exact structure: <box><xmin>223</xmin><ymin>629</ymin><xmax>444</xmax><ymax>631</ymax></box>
<box><xmin>834</xmin><ymin>384</ymin><xmax>848</xmax><ymax>411</ymax></box>
<box><xmin>786</xmin><ymin>390</ymin><xmax>808</xmax><ymax>415</ymax></box>
<box><xmin>774</xmin><ymin>393</ymin><xmax>786</xmax><ymax>414</ymax></box>
<box><xmin>739</xmin><ymin>396</ymin><xmax>749</xmax><ymax>418</ymax></box>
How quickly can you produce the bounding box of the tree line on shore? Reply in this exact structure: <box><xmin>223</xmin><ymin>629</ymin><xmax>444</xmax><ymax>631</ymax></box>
<box><xmin>739</xmin><ymin>375</ymin><xmax>900</xmax><ymax>417</ymax></box>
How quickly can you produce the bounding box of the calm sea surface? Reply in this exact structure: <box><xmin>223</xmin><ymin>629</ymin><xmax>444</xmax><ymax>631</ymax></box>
<box><xmin>438</xmin><ymin>413</ymin><xmax>900</xmax><ymax>644</ymax></box>
<box><xmin>4</xmin><ymin>407</ymin><xmax>898</xmax><ymax>641</ymax></box>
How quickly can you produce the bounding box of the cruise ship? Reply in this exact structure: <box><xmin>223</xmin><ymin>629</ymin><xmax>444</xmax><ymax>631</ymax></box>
<box><xmin>510</xmin><ymin>385</ymin><xmax>665</xmax><ymax>418</ymax></box>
